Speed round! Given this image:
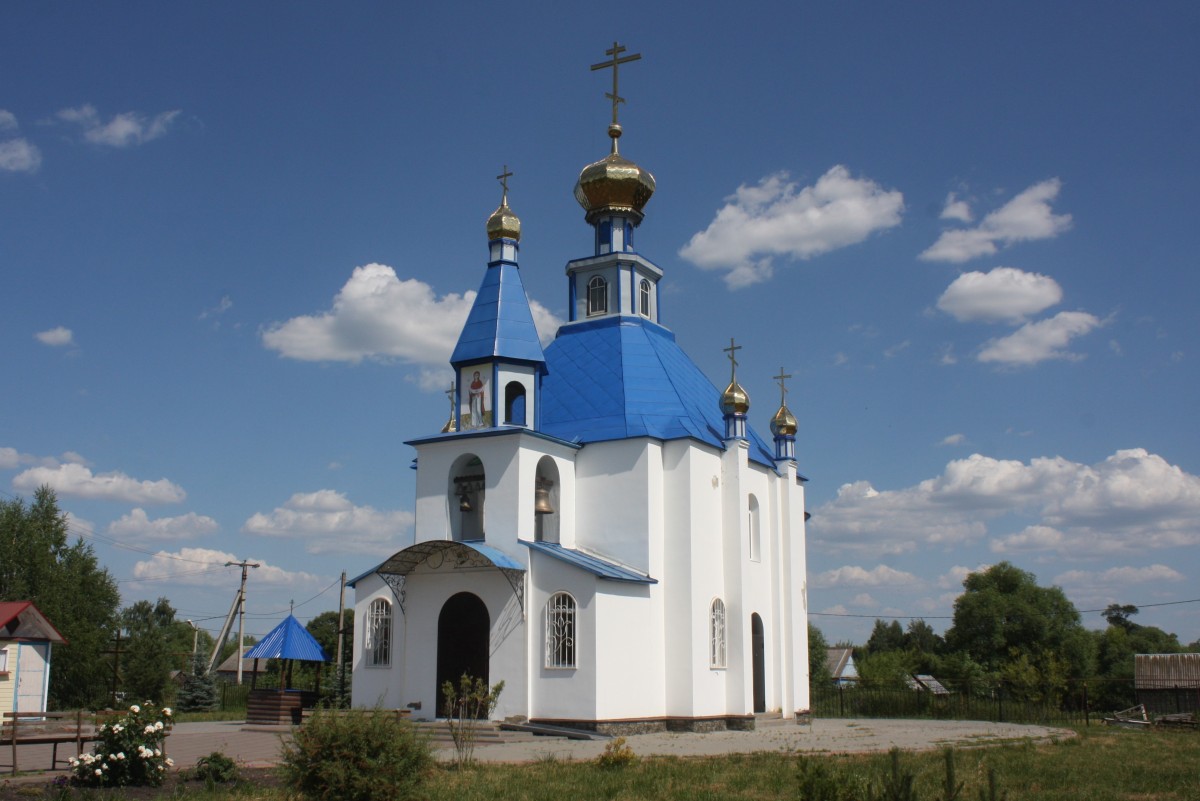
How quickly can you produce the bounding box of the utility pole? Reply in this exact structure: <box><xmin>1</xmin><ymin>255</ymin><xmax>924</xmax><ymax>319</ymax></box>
<box><xmin>336</xmin><ymin>570</ymin><xmax>346</xmax><ymax>704</ymax></box>
<box><xmin>226</xmin><ymin>560</ymin><xmax>260</xmax><ymax>685</ymax></box>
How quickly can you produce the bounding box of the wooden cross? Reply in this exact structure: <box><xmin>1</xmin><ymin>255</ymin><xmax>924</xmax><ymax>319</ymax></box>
<box><xmin>723</xmin><ymin>337</ymin><xmax>742</xmax><ymax>382</ymax></box>
<box><xmin>591</xmin><ymin>41</ymin><xmax>642</xmax><ymax>126</ymax></box>
<box><xmin>496</xmin><ymin>165</ymin><xmax>513</xmax><ymax>203</ymax></box>
<box><xmin>446</xmin><ymin>382</ymin><xmax>455</xmax><ymax>413</ymax></box>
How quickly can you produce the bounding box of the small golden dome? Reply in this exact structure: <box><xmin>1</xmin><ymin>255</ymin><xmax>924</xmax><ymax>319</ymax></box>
<box><xmin>770</xmin><ymin>403</ymin><xmax>798</xmax><ymax>437</ymax></box>
<box><xmin>574</xmin><ymin>125</ymin><xmax>656</xmax><ymax>223</ymax></box>
<box><xmin>486</xmin><ymin>199</ymin><xmax>521</xmax><ymax>242</ymax></box>
<box><xmin>720</xmin><ymin>380</ymin><xmax>750</xmax><ymax>415</ymax></box>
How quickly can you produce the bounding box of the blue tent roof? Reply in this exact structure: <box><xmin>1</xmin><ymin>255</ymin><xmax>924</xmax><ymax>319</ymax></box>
<box><xmin>450</xmin><ymin>262</ymin><xmax>546</xmax><ymax>366</ymax></box>
<box><xmin>244</xmin><ymin>614</ymin><xmax>330</xmax><ymax>662</ymax></box>
<box><xmin>539</xmin><ymin>316</ymin><xmax>777</xmax><ymax>468</ymax></box>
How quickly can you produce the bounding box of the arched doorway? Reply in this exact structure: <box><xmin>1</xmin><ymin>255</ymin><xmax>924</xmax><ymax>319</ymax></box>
<box><xmin>751</xmin><ymin>613</ymin><xmax>766</xmax><ymax>714</ymax></box>
<box><xmin>436</xmin><ymin>592</ymin><xmax>490</xmax><ymax>717</ymax></box>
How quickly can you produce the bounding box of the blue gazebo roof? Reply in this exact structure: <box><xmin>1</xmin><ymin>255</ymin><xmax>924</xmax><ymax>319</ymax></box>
<box><xmin>245</xmin><ymin>614</ymin><xmax>330</xmax><ymax>662</ymax></box>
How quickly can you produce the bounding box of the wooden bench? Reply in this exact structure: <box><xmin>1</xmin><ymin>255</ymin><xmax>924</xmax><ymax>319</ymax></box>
<box><xmin>0</xmin><ymin>711</ymin><xmax>91</xmax><ymax>774</ymax></box>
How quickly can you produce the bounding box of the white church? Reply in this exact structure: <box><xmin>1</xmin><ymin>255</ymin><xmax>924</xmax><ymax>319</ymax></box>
<box><xmin>350</xmin><ymin>46</ymin><xmax>810</xmax><ymax>732</ymax></box>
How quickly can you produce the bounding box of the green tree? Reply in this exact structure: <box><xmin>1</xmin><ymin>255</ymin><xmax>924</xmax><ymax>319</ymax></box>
<box><xmin>856</xmin><ymin>649</ymin><xmax>918</xmax><ymax>690</ymax></box>
<box><xmin>865</xmin><ymin>619</ymin><xmax>906</xmax><ymax>655</ymax></box>
<box><xmin>944</xmin><ymin>562</ymin><xmax>1094</xmax><ymax>701</ymax></box>
<box><xmin>121</xmin><ymin>597</ymin><xmax>179</xmax><ymax>704</ymax></box>
<box><xmin>808</xmin><ymin>624</ymin><xmax>832</xmax><ymax>685</ymax></box>
<box><xmin>175</xmin><ymin>653</ymin><xmax>218</xmax><ymax>712</ymax></box>
<box><xmin>1091</xmin><ymin>603</ymin><xmax>1184</xmax><ymax>711</ymax></box>
<box><xmin>0</xmin><ymin>487</ymin><xmax>120</xmax><ymax>709</ymax></box>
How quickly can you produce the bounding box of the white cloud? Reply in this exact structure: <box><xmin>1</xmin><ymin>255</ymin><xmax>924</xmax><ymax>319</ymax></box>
<box><xmin>850</xmin><ymin>593</ymin><xmax>879</xmax><ymax>607</ymax></box>
<box><xmin>55</xmin><ymin>104</ymin><xmax>181</xmax><ymax>148</ymax></box>
<box><xmin>0</xmin><ymin>110</ymin><xmax>16</xmax><ymax>131</ymax></box>
<box><xmin>937</xmin><ymin>267</ymin><xmax>1063</xmax><ymax>323</ymax></box>
<box><xmin>0</xmin><ymin>448</ymin><xmax>19</xmax><ymax>470</ymax></box>
<box><xmin>130</xmin><ymin>547</ymin><xmax>322</xmax><ymax>588</ymax></box>
<box><xmin>678</xmin><ymin>166</ymin><xmax>905</xmax><ymax>289</ymax></box>
<box><xmin>813</xmin><ymin>448</ymin><xmax>1200</xmax><ymax>558</ymax></box>
<box><xmin>939</xmin><ymin>434</ymin><xmax>966</xmax><ymax>447</ymax></box>
<box><xmin>12</xmin><ymin>462</ymin><xmax>185</xmax><ymax>504</ymax></box>
<box><xmin>1054</xmin><ymin>564</ymin><xmax>1185</xmax><ymax>589</ymax></box>
<box><xmin>108</xmin><ymin>508</ymin><xmax>219</xmax><ymax>541</ymax></box>
<box><xmin>920</xmin><ymin>179</ymin><xmax>1072</xmax><ymax>263</ymax></box>
<box><xmin>883</xmin><ymin>340</ymin><xmax>910</xmax><ymax>358</ymax></box>
<box><xmin>0</xmin><ymin>138</ymin><xmax>41</xmax><ymax>172</ymax></box>
<box><xmin>35</xmin><ymin>326</ymin><xmax>75</xmax><ymax>347</ymax></box>
<box><xmin>261</xmin><ymin>263</ymin><xmax>563</xmax><ymax>367</ymax></box>
<box><xmin>242</xmin><ymin>489</ymin><xmax>414</xmax><ymax>555</ymax></box>
<box><xmin>811</xmin><ymin>564</ymin><xmax>922</xmax><ymax>589</ymax></box>
<box><xmin>977</xmin><ymin>310</ymin><xmax>1103</xmax><ymax>365</ymax></box>
<box><xmin>199</xmin><ymin>295</ymin><xmax>232</xmax><ymax>320</ymax></box>
<box><xmin>940</xmin><ymin>192</ymin><xmax>973</xmax><ymax>223</ymax></box>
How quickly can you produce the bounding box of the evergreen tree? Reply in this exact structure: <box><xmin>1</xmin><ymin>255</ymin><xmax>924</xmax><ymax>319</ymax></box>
<box><xmin>0</xmin><ymin>487</ymin><xmax>120</xmax><ymax>709</ymax></box>
<box><xmin>808</xmin><ymin>624</ymin><xmax>832</xmax><ymax>685</ymax></box>
<box><xmin>121</xmin><ymin>598</ymin><xmax>180</xmax><ymax>704</ymax></box>
<box><xmin>176</xmin><ymin>654</ymin><xmax>218</xmax><ymax>712</ymax></box>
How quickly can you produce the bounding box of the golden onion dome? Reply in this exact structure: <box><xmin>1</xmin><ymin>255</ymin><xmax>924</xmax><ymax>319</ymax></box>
<box><xmin>486</xmin><ymin>199</ymin><xmax>521</xmax><ymax>242</ymax></box>
<box><xmin>770</xmin><ymin>403</ymin><xmax>798</xmax><ymax>437</ymax></box>
<box><xmin>574</xmin><ymin>124</ymin><xmax>656</xmax><ymax>223</ymax></box>
<box><xmin>720</xmin><ymin>380</ymin><xmax>750</xmax><ymax>415</ymax></box>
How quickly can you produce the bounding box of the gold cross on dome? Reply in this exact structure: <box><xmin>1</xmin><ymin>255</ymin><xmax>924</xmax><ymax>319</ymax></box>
<box><xmin>496</xmin><ymin>165</ymin><xmax>513</xmax><ymax>203</ymax></box>
<box><xmin>773</xmin><ymin>367</ymin><xmax>792</xmax><ymax>404</ymax></box>
<box><xmin>723</xmin><ymin>337</ymin><xmax>742</xmax><ymax>382</ymax></box>
<box><xmin>591</xmin><ymin>41</ymin><xmax>642</xmax><ymax>127</ymax></box>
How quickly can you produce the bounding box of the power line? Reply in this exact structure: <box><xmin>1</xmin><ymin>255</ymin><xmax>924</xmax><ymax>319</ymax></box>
<box><xmin>811</xmin><ymin>597</ymin><xmax>1200</xmax><ymax>621</ymax></box>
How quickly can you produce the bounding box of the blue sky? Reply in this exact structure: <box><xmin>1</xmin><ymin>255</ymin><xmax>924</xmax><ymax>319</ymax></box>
<box><xmin>3</xmin><ymin>2</ymin><xmax>1198</xmax><ymax>649</ymax></box>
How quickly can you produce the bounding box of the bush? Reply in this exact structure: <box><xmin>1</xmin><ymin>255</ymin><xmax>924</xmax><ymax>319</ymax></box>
<box><xmin>69</xmin><ymin>702</ymin><xmax>174</xmax><ymax>787</ymax></box>
<box><xmin>193</xmin><ymin>751</ymin><xmax>239</xmax><ymax>784</ymax></box>
<box><xmin>279</xmin><ymin>707</ymin><xmax>434</xmax><ymax>801</ymax></box>
<box><xmin>594</xmin><ymin>736</ymin><xmax>637</xmax><ymax>768</ymax></box>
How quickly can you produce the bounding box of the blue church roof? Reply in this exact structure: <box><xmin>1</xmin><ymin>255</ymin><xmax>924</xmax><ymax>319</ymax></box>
<box><xmin>540</xmin><ymin>316</ymin><xmax>777</xmax><ymax>468</ymax></box>
<box><xmin>522</xmin><ymin>540</ymin><xmax>657</xmax><ymax>584</ymax></box>
<box><xmin>450</xmin><ymin>261</ymin><xmax>546</xmax><ymax>365</ymax></box>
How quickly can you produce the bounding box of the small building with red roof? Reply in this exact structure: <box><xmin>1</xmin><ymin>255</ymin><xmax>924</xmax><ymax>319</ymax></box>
<box><xmin>0</xmin><ymin>602</ymin><xmax>67</xmax><ymax>713</ymax></box>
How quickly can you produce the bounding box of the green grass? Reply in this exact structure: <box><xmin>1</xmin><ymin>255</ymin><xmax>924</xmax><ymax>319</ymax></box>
<box><xmin>5</xmin><ymin>725</ymin><xmax>1196</xmax><ymax>800</ymax></box>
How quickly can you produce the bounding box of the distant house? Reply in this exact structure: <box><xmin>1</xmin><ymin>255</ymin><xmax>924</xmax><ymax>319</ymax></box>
<box><xmin>825</xmin><ymin>648</ymin><xmax>859</xmax><ymax>685</ymax></box>
<box><xmin>214</xmin><ymin>647</ymin><xmax>271</xmax><ymax>683</ymax></box>
<box><xmin>0</xmin><ymin>602</ymin><xmax>67</xmax><ymax>713</ymax></box>
<box><xmin>1134</xmin><ymin>653</ymin><xmax>1200</xmax><ymax>715</ymax></box>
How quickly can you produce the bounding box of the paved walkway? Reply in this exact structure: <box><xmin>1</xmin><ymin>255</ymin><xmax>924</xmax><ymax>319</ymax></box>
<box><xmin>3</xmin><ymin>717</ymin><xmax>1074</xmax><ymax>779</ymax></box>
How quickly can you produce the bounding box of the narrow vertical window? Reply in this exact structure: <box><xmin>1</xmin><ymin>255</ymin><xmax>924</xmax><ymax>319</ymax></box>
<box><xmin>545</xmin><ymin>592</ymin><xmax>577</xmax><ymax>668</ymax></box>
<box><xmin>587</xmin><ymin>276</ymin><xmax>608</xmax><ymax>316</ymax></box>
<box><xmin>639</xmin><ymin>278</ymin><xmax>651</xmax><ymax>317</ymax></box>
<box><xmin>748</xmin><ymin>494</ymin><xmax>761</xmax><ymax>562</ymax></box>
<box><xmin>365</xmin><ymin>598</ymin><xmax>392</xmax><ymax>667</ymax></box>
<box><xmin>710</xmin><ymin>598</ymin><xmax>727</xmax><ymax>668</ymax></box>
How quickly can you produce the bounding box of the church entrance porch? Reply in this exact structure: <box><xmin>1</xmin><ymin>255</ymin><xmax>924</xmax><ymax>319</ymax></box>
<box><xmin>436</xmin><ymin>591</ymin><xmax>491</xmax><ymax>717</ymax></box>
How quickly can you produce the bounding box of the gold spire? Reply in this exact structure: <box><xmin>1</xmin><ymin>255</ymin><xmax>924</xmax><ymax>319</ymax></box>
<box><xmin>486</xmin><ymin>164</ymin><xmax>521</xmax><ymax>241</ymax></box>
<box><xmin>574</xmin><ymin>42</ymin><xmax>656</xmax><ymax>224</ymax></box>
<box><xmin>770</xmin><ymin>367</ymin><xmax>798</xmax><ymax>437</ymax></box>
<box><xmin>720</xmin><ymin>338</ymin><xmax>750</xmax><ymax>414</ymax></box>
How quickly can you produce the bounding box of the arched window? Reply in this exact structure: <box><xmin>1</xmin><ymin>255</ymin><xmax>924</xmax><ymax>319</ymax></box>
<box><xmin>504</xmin><ymin>381</ymin><xmax>526</xmax><ymax>426</ymax></box>
<box><xmin>545</xmin><ymin>592</ymin><xmax>576</xmax><ymax>669</ymax></box>
<box><xmin>587</xmin><ymin>276</ymin><xmax>608</xmax><ymax>316</ymax></box>
<box><xmin>639</xmin><ymin>278</ymin><xmax>651</xmax><ymax>317</ymax></box>
<box><xmin>710</xmin><ymin>598</ymin><xmax>727</xmax><ymax>668</ymax></box>
<box><xmin>365</xmin><ymin>598</ymin><xmax>392</xmax><ymax>667</ymax></box>
<box><xmin>748</xmin><ymin>494</ymin><xmax>761</xmax><ymax>562</ymax></box>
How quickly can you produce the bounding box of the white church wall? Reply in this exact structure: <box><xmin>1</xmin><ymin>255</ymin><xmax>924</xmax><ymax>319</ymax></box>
<box><xmin>661</xmin><ymin>439</ymin><xmax>730</xmax><ymax>718</ymax></box>
<box><xmin>351</xmin><ymin>574</ymin><xmax>401</xmax><ymax>709</ymax></box>
<box><xmin>495</xmin><ymin>364</ymin><xmax>536</xmax><ymax>428</ymax></box>
<box><xmin>528</xmin><ymin>555</ymin><xmax>597</xmax><ymax>721</ymax></box>
<box><xmin>574</xmin><ymin>440</ymin><xmax>654</xmax><ymax>572</ymax></box>
<box><xmin>593</xmin><ymin>583</ymin><xmax>664</xmax><ymax>720</ymax></box>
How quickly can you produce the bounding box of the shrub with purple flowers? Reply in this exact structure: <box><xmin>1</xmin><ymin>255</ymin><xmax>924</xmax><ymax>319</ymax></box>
<box><xmin>69</xmin><ymin>702</ymin><xmax>174</xmax><ymax>787</ymax></box>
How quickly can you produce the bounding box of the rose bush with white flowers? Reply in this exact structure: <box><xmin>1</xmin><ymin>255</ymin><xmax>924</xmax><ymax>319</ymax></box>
<box><xmin>69</xmin><ymin>702</ymin><xmax>174</xmax><ymax>787</ymax></box>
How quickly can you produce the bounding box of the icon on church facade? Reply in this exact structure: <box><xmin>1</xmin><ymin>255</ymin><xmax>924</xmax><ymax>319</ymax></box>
<box><xmin>460</xmin><ymin>367</ymin><xmax>492</xmax><ymax>429</ymax></box>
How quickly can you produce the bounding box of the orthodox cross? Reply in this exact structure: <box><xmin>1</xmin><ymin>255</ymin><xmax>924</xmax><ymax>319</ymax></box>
<box><xmin>496</xmin><ymin>164</ymin><xmax>513</xmax><ymax>204</ymax></box>
<box><xmin>446</xmin><ymin>382</ymin><xmax>456</xmax><ymax>417</ymax></box>
<box><xmin>591</xmin><ymin>41</ymin><xmax>642</xmax><ymax>127</ymax></box>
<box><xmin>773</xmin><ymin>367</ymin><xmax>792</xmax><ymax>405</ymax></box>
<box><xmin>723</xmin><ymin>337</ymin><xmax>742</xmax><ymax>383</ymax></box>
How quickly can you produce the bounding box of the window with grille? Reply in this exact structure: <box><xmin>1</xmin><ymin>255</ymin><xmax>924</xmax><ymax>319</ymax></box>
<box><xmin>545</xmin><ymin>592</ymin><xmax>577</xmax><ymax>669</ymax></box>
<box><xmin>587</xmin><ymin>276</ymin><xmax>608</xmax><ymax>316</ymax></box>
<box><xmin>710</xmin><ymin>598</ymin><xmax>727</xmax><ymax>668</ymax></box>
<box><xmin>365</xmin><ymin>598</ymin><xmax>392</xmax><ymax>667</ymax></box>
